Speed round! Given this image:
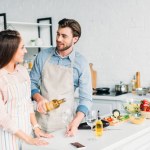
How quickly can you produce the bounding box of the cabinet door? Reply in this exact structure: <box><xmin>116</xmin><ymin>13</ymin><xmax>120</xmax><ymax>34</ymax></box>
<box><xmin>116</xmin><ymin>101</ymin><xmax>125</xmax><ymax>113</ymax></box>
<box><xmin>75</xmin><ymin>98</ymin><xmax>121</xmax><ymax>115</ymax></box>
<box><xmin>112</xmin><ymin>131</ymin><xmax>150</xmax><ymax>150</ymax></box>
<box><xmin>92</xmin><ymin>100</ymin><xmax>117</xmax><ymax>115</ymax></box>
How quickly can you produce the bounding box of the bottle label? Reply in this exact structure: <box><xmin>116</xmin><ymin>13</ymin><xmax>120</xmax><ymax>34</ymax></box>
<box><xmin>97</xmin><ymin>124</ymin><xmax>102</xmax><ymax>128</ymax></box>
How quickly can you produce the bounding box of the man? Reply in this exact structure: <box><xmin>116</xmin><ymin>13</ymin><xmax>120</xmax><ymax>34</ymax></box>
<box><xmin>30</xmin><ymin>18</ymin><xmax>92</xmax><ymax>136</ymax></box>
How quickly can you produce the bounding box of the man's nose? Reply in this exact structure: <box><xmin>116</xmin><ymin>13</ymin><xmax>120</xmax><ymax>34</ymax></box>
<box><xmin>57</xmin><ymin>35</ymin><xmax>62</xmax><ymax>42</ymax></box>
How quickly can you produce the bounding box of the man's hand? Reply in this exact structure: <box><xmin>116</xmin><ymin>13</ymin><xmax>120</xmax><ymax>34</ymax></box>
<box><xmin>65</xmin><ymin>121</ymin><xmax>78</xmax><ymax>137</ymax></box>
<box><xmin>32</xmin><ymin>93</ymin><xmax>48</xmax><ymax>114</ymax></box>
<box><xmin>65</xmin><ymin>112</ymin><xmax>85</xmax><ymax>137</ymax></box>
<box><xmin>37</xmin><ymin>99</ymin><xmax>48</xmax><ymax>114</ymax></box>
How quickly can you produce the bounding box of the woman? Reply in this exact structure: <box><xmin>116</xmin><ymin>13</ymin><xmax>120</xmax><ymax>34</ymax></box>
<box><xmin>0</xmin><ymin>30</ymin><xmax>53</xmax><ymax>150</ymax></box>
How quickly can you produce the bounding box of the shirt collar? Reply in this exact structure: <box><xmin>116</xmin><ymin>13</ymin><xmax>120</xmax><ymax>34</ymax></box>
<box><xmin>52</xmin><ymin>47</ymin><xmax>75</xmax><ymax>62</ymax></box>
<box><xmin>1</xmin><ymin>64</ymin><xmax>19</xmax><ymax>75</ymax></box>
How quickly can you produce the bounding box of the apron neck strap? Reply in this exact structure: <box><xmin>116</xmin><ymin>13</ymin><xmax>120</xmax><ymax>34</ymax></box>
<box><xmin>47</xmin><ymin>48</ymin><xmax>75</xmax><ymax>67</ymax></box>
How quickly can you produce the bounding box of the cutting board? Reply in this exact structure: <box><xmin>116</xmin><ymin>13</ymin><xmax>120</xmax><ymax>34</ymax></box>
<box><xmin>136</xmin><ymin>72</ymin><xmax>141</xmax><ymax>88</ymax></box>
<box><xmin>89</xmin><ymin>63</ymin><xmax>97</xmax><ymax>89</ymax></box>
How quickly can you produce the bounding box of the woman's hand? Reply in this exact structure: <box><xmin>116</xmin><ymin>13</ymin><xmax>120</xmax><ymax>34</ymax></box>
<box><xmin>15</xmin><ymin>130</ymin><xmax>49</xmax><ymax>146</ymax></box>
<box><xmin>25</xmin><ymin>136</ymin><xmax>49</xmax><ymax>146</ymax></box>
<box><xmin>34</xmin><ymin>127</ymin><xmax>54</xmax><ymax>138</ymax></box>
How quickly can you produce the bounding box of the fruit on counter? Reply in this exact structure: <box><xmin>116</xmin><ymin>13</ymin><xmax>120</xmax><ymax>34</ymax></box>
<box><xmin>140</xmin><ymin>99</ymin><xmax>150</xmax><ymax>112</ymax></box>
<box><xmin>146</xmin><ymin>107</ymin><xmax>150</xmax><ymax>112</ymax></box>
<box><xmin>141</xmin><ymin>99</ymin><xmax>149</xmax><ymax>104</ymax></box>
<box><xmin>123</xmin><ymin>102</ymin><xmax>140</xmax><ymax>114</ymax></box>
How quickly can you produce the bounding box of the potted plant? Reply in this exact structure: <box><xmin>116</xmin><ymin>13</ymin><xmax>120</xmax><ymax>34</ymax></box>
<box><xmin>30</xmin><ymin>39</ymin><xmax>36</xmax><ymax>46</ymax></box>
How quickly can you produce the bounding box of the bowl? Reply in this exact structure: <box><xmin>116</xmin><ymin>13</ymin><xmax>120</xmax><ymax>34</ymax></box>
<box><xmin>123</xmin><ymin>103</ymin><xmax>140</xmax><ymax>114</ymax></box>
<box><xmin>129</xmin><ymin>116</ymin><xmax>145</xmax><ymax>124</ymax></box>
<box><xmin>141</xmin><ymin>111</ymin><xmax>150</xmax><ymax>119</ymax></box>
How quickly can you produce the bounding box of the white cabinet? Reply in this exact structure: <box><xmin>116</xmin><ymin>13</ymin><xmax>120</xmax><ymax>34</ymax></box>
<box><xmin>0</xmin><ymin>13</ymin><xmax>53</xmax><ymax>49</ymax></box>
<box><xmin>6</xmin><ymin>21</ymin><xmax>52</xmax><ymax>48</ymax></box>
<box><xmin>92</xmin><ymin>99</ymin><xmax>118</xmax><ymax>115</ymax></box>
<box><xmin>75</xmin><ymin>97</ymin><xmax>122</xmax><ymax>115</ymax></box>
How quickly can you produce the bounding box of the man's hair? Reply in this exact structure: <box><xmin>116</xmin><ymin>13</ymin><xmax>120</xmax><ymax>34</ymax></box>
<box><xmin>58</xmin><ymin>18</ymin><xmax>81</xmax><ymax>38</ymax></box>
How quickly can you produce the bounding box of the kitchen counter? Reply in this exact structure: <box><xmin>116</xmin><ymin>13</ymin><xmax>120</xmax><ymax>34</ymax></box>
<box><xmin>23</xmin><ymin>119</ymin><xmax>150</xmax><ymax>150</ymax></box>
<box><xmin>75</xmin><ymin>93</ymin><xmax>150</xmax><ymax>115</ymax></box>
<box><xmin>92</xmin><ymin>93</ymin><xmax>150</xmax><ymax>102</ymax></box>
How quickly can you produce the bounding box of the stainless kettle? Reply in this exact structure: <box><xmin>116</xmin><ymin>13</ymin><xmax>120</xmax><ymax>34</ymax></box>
<box><xmin>115</xmin><ymin>81</ymin><xmax>128</xmax><ymax>93</ymax></box>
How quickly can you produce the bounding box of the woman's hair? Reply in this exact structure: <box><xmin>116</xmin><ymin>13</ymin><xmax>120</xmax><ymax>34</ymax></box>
<box><xmin>58</xmin><ymin>18</ymin><xmax>81</xmax><ymax>38</ymax></box>
<box><xmin>0</xmin><ymin>29</ymin><xmax>21</xmax><ymax>69</ymax></box>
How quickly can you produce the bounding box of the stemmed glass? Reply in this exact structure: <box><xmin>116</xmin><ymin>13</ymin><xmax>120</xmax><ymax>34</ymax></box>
<box><xmin>86</xmin><ymin>110</ymin><xmax>97</xmax><ymax>141</ymax></box>
<box><xmin>61</xmin><ymin>109</ymin><xmax>73</xmax><ymax>129</ymax></box>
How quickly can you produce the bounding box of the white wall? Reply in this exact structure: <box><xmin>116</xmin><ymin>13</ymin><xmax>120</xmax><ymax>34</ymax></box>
<box><xmin>1</xmin><ymin>0</ymin><xmax>150</xmax><ymax>90</ymax></box>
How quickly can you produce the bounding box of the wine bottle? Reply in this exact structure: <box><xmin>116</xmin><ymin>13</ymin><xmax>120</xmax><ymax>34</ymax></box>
<box><xmin>45</xmin><ymin>98</ymin><xmax>66</xmax><ymax>112</ymax></box>
<box><xmin>95</xmin><ymin>110</ymin><xmax>103</xmax><ymax>136</ymax></box>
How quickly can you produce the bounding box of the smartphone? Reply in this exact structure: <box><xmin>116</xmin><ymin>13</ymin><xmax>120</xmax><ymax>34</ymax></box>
<box><xmin>71</xmin><ymin>142</ymin><xmax>86</xmax><ymax>149</ymax></box>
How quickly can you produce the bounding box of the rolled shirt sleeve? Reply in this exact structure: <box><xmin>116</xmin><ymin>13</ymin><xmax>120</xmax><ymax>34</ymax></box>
<box><xmin>76</xmin><ymin>58</ymin><xmax>93</xmax><ymax>115</ymax></box>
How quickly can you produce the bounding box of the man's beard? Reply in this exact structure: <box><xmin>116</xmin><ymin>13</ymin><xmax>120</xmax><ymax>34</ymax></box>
<box><xmin>57</xmin><ymin>45</ymin><xmax>72</xmax><ymax>51</ymax></box>
<box><xmin>56</xmin><ymin>39</ymin><xmax>72</xmax><ymax>51</ymax></box>
<box><xmin>56</xmin><ymin>41</ymin><xmax>73</xmax><ymax>51</ymax></box>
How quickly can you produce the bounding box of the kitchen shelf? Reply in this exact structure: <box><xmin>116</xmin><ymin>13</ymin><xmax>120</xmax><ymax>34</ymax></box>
<box><xmin>7</xmin><ymin>21</ymin><xmax>52</xmax><ymax>27</ymax></box>
<box><xmin>0</xmin><ymin>13</ymin><xmax>53</xmax><ymax>52</ymax></box>
<box><xmin>0</xmin><ymin>13</ymin><xmax>6</xmax><ymax>29</ymax></box>
<box><xmin>25</xmin><ymin>45</ymin><xmax>51</xmax><ymax>48</ymax></box>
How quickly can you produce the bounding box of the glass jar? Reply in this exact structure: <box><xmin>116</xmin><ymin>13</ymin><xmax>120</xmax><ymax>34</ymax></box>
<box><xmin>28</xmin><ymin>60</ymin><xmax>33</xmax><ymax>69</ymax></box>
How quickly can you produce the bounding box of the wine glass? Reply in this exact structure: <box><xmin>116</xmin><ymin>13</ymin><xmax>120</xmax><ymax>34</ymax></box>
<box><xmin>86</xmin><ymin>110</ymin><xmax>97</xmax><ymax>141</ymax></box>
<box><xmin>61</xmin><ymin>109</ymin><xmax>73</xmax><ymax>128</ymax></box>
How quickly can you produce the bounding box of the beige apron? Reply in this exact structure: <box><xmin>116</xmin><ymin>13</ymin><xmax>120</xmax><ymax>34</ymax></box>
<box><xmin>36</xmin><ymin>53</ymin><xmax>75</xmax><ymax>132</ymax></box>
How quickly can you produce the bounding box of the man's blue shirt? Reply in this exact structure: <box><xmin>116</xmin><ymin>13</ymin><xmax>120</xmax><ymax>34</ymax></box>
<box><xmin>30</xmin><ymin>47</ymin><xmax>92</xmax><ymax>115</ymax></box>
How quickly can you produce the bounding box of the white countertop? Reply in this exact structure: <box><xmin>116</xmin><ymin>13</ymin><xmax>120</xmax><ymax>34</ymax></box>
<box><xmin>23</xmin><ymin>119</ymin><xmax>150</xmax><ymax>150</ymax></box>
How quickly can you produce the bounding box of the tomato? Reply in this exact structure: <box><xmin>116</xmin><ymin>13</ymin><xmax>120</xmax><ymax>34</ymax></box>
<box><xmin>107</xmin><ymin>117</ymin><xmax>113</xmax><ymax>122</ymax></box>
<box><xmin>146</xmin><ymin>107</ymin><xmax>150</xmax><ymax>112</ymax></box>
<box><xmin>140</xmin><ymin>101</ymin><xmax>149</xmax><ymax>111</ymax></box>
<box><xmin>141</xmin><ymin>100</ymin><xmax>149</xmax><ymax>104</ymax></box>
